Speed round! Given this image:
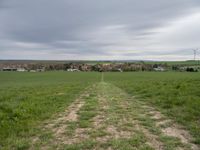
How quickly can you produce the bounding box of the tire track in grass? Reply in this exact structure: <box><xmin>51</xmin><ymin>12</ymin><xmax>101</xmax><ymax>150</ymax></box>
<box><xmin>94</xmin><ymin>82</ymin><xmax>198</xmax><ymax>150</ymax></box>
<box><xmin>62</xmin><ymin>82</ymin><xmax>156</xmax><ymax>150</ymax></box>
<box><xmin>91</xmin><ymin>83</ymin><xmax>135</xmax><ymax>145</ymax></box>
<box><xmin>61</xmin><ymin>87</ymin><xmax>99</xmax><ymax>145</ymax></box>
<box><xmin>29</xmin><ymin>85</ymin><xmax>95</xmax><ymax>149</ymax></box>
<box><xmin>30</xmin><ymin>81</ymin><xmax>199</xmax><ymax>150</ymax></box>
<box><xmin>95</xmin><ymin>82</ymin><xmax>163</xmax><ymax>150</ymax></box>
<box><xmin>140</xmin><ymin>105</ymin><xmax>199</xmax><ymax>150</ymax></box>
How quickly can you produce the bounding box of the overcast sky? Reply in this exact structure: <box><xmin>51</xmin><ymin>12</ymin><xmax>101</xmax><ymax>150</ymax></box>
<box><xmin>0</xmin><ymin>0</ymin><xmax>200</xmax><ymax>60</ymax></box>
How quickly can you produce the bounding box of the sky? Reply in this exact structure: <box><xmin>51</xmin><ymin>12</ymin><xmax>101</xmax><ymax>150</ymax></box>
<box><xmin>0</xmin><ymin>0</ymin><xmax>200</xmax><ymax>61</ymax></box>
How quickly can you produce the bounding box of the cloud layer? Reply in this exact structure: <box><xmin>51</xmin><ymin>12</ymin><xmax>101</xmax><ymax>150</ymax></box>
<box><xmin>0</xmin><ymin>0</ymin><xmax>200</xmax><ymax>60</ymax></box>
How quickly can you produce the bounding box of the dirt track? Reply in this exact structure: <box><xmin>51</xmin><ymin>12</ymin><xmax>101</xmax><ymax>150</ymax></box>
<box><xmin>30</xmin><ymin>82</ymin><xmax>199</xmax><ymax>150</ymax></box>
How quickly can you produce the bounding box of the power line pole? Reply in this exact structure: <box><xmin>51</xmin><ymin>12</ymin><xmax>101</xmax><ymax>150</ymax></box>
<box><xmin>193</xmin><ymin>49</ymin><xmax>197</xmax><ymax>61</ymax></box>
<box><xmin>193</xmin><ymin>48</ymin><xmax>199</xmax><ymax>65</ymax></box>
<box><xmin>193</xmin><ymin>49</ymin><xmax>199</xmax><ymax>66</ymax></box>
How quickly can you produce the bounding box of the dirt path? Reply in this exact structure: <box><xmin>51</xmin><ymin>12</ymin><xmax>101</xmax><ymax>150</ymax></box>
<box><xmin>30</xmin><ymin>82</ymin><xmax>199</xmax><ymax>150</ymax></box>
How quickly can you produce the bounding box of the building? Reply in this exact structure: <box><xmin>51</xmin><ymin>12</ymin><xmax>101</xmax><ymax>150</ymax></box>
<box><xmin>117</xmin><ymin>68</ymin><xmax>123</xmax><ymax>72</ymax></box>
<box><xmin>17</xmin><ymin>68</ymin><xmax>26</xmax><ymax>72</ymax></box>
<box><xmin>2</xmin><ymin>67</ymin><xmax>17</xmax><ymax>71</ymax></box>
<box><xmin>36</xmin><ymin>68</ymin><xmax>45</xmax><ymax>72</ymax></box>
<box><xmin>30</xmin><ymin>70</ymin><xmax>36</xmax><ymax>72</ymax></box>
<box><xmin>67</xmin><ymin>68</ymin><xmax>80</xmax><ymax>72</ymax></box>
<box><xmin>154</xmin><ymin>67</ymin><xmax>165</xmax><ymax>71</ymax></box>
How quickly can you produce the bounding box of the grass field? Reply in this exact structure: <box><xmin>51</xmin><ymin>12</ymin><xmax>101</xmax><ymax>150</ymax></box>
<box><xmin>0</xmin><ymin>72</ymin><xmax>101</xmax><ymax>149</ymax></box>
<box><xmin>0</xmin><ymin>72</ymin><xmax>199</xmax><ymax>150</ymax></box>
<box><xmin>105</xmin><ymin>72</ymin><xmax>200</xmax><ymax>145</ymax></box>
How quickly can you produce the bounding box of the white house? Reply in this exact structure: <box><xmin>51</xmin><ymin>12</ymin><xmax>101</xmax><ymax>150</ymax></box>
<box><xmin>17</xmin><ymin>68</ymin><xmax>26</xmax><ymax>72</ymax></box>
<box><xmin>154</xmin><ymin>67</ymin><xmax>165</xmax><ymax>71</ymax></box>
<box><xmin>67</xmin><ymin>68</ymin><xmax>80</xmax><ymax>72</ymax></box>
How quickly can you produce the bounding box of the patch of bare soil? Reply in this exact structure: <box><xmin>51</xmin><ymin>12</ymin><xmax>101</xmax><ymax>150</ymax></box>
<box><xmin>135</xmin><ymin>123</ymin><xmax>164</xmax><ymax>150</ymax></box>
<box><xmin>106</xmin><ymin>125</ymin><xmax>132</xmax><ymax>138</ymax></box>
<box><xmin>114</xmin><ymin>90</ymin><xmax>166</xmax><ymax>150</ymax></box>
<box><xmin>94</xmin><ymin>86</ymin><xmax>164</xmax><ymax>149</ymax></box>
<box><xmin>50</xmin><ymin>100</ymin><xmax>88</xmax><ymax>146</ymax></box>
<box><xmin>44</xmin><ymin>95</ymin><xmax>87</xmax><ymax>130</ymax></box>
<box><xmin>143</xmin><ymin>105</ymin><xmax>199</xmax><ymax>150</ymax></box>
<box><xmin>65</xmin><ymin>101</ymin><xmax>84</xmax><ymax>122</ymax></box>
<box><xmin>30</xmin><ymin>89</ymin><xmax>91</xmax><ymax>149</ymax></box>
<box><xmin>156</xmin><ymin>119</ymin><xmax>171</xmax><ymax>126</ymax></box>
<box><xmin>92</xmin><ymin>92</ymin><xmax>163</xmax><ymax>150</ymax></box>
<box><xmin>93</xmin><ymin>114</ymin><xmax>106</xmax><ymax>127</ymax></box>
<box><xmin>62</xmin><ymin>128</ymin><xmax>91</xmax><ymax>145</ymax></box>
<box><xmin>162</xmin><ymin>126</ymin><xmax>199</xmax><ymax>150</ymax></box>
<box><xmin>45</xmin><ymin>100</ymin><xmax>85</xmax><ymax>136</ymax></box>
<box><xmin>149</xmin><ymin>110</ymin><xmax>163</xmax><ymax>120</ymax></box>
<box><xmin>91</xmin><ymin>94</ymin><xmax>132</xmax><ymax>143</ymax></box>
<box><xmin>95</xmin><ymin>125</ymin><xmax>133</xmax><ymax>143</ymax></box>
<box><xmin>56</xmin><ymin>92</ymin><xmax>65</xmax><ymax>95</ymax></box>
<box><xmin>30</xmin><ymin>83</ymin><xmax>199</xmax><ymax>150</ymax></box>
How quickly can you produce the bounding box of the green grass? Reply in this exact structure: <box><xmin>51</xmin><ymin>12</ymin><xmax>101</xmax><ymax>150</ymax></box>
<box><xmin>0</xmin><ymin>72</ymin><xmax>101</xmax><ymax>149</ymax></box>
<box><xmin>77</xmin><ymin>92</ymin><xmax>99</xmax><ymax>128</ymax></box>
<box><xmin>1</xmin><ymin>71</ymin><xmax>200</xmax><ymax>149</ymax></box>
<box><xmin>59</xmin><ymin>82</ymin><xmax>154</xmax><ymax>149</ymax></box>
<box><xmin>105</xmin><ymin>72</ymin><xmax>200</xmax><ymax>144</ymax></box>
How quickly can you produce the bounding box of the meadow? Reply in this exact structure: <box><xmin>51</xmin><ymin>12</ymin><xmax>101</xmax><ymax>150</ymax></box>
<box><xmin>0</xmin><ymin>71</ymin><xmax>199</xmax><ymax>149</ymax></box>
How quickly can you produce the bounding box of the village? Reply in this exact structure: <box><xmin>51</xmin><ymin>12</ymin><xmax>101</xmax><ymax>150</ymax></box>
<box><xmin>0</xmin><ymin>61</ymin><xmax>199</xmax><ymax>72</ymax></box>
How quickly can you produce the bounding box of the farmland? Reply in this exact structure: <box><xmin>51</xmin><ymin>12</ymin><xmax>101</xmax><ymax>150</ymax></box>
<box><xmin>0</xmin><ymin>72</ymin><xmax>200</xmax><ymax>150</ymax></box>
<box><xmin>105</xmin><ymin>72</ymin><xmax>200</xmax><ymax>145</ymax></box>
<box><xmin>0</xmin><ymin>72</ymin><xmax>101</xmax><ymax>149</ymax></box>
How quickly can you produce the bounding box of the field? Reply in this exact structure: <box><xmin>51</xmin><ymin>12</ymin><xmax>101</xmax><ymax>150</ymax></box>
<box><xmin>144</xmin><ymin>60</ymin><xmax>200</xmax><ymax>65</ymax></box>
<box><xmin>0</xmin><ymin>72</ymin><xmax>101</xmax><ymax>149</ymax></box>
<box><xmin>105</xmin><ymin>73</ymin><xmax>200</xmax><ymax>144</ymax></box>
<box><xmin>0</xmin><ymin>72</ymin><xmax>199</xmax><ymax>150</ymax></box>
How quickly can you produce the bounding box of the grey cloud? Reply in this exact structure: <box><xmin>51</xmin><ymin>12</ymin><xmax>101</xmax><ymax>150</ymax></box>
<box><xmin>122</xmin><ymin>48</ymin><xmax>195</xmax><ymax>57</ymax></box>
<box><xmin>0</xmin><ymin>0</ymin><xmax>200</xmax><ymax>60</ymax></box>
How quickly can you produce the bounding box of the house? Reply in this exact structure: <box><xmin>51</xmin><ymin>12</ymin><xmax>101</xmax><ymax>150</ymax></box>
<box><xmin>67</xmin><ymin>68</ymin><xmax>80</xmax><ymax>72</ymax></box>
<box><xmin>30</xmin><ymin>70</ymin><xmax>36</xmax><ymax>72</ymax></box>
<box><xmin>154</xmin><ymin>67</ymin><xmax>165</xmax><ymax>71</ymax></box>
<box><xmin>17</xmin><ymin>68</ymin><xmax>26</xmax><ymax>72</ymax></box>
<box><xmin>2</xmin><ymin>67</ymin><xmax>17</xmax><ymax>71</ymax></box>
<box><xmin>36</xmin><ymin>68</ymin><xmax>45</xmax><ymax>72</ymax></box>
<box><xmin>117</xmin><ymin>68</ymin><xmax>123</xmax><ymax>72</ymax></box>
